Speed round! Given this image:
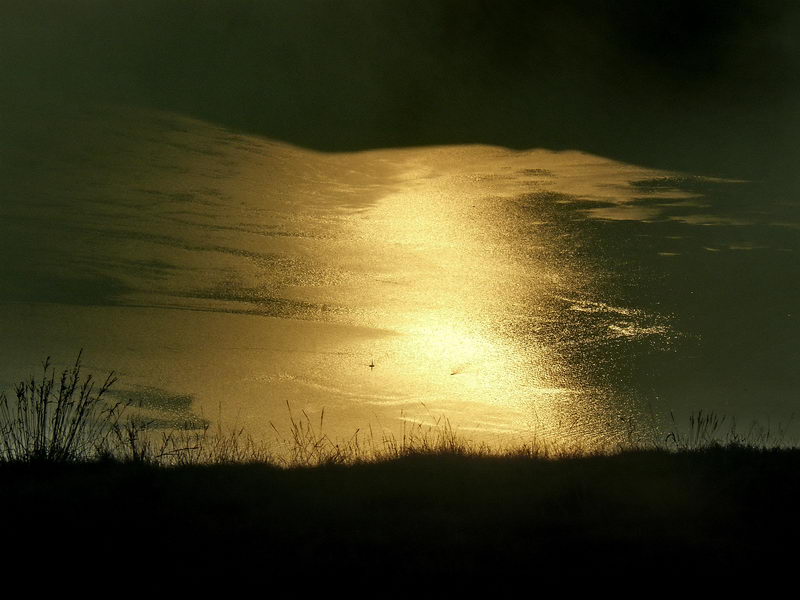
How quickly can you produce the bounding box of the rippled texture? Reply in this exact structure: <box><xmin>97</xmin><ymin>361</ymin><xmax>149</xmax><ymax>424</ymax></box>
<box><xmin>2</xmin><ymin>106</ymin><xmax>798</xmax><ymax>447</ymax></box>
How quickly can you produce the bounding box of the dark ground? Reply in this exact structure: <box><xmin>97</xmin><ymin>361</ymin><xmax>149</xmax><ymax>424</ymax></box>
<box><xmin>3</xmin><ymin>447</ymin><xmax>799</xmax><ymax>588</ymax></box>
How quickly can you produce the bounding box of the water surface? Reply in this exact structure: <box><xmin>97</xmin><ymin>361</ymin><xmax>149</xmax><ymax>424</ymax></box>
<box><xmin>2</xmin><ymin>105</ymin><xmax>798</xmax><ymax>448</ymax></box>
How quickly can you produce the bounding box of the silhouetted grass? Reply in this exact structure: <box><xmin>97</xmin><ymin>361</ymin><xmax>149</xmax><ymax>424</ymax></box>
<box><xmin>2</xmin><ymin>355</ymin><xmax>799</xmax><ymax>585</ymax></box>
<box><xmin>0</xmin><ymin>352</ymin><xmax>123</xmax><ymax>462</ymax></box>
<box><xmin>0</xmin><ymin>354</ymin><xmax>795</xmax><ymax>466</ymax></box>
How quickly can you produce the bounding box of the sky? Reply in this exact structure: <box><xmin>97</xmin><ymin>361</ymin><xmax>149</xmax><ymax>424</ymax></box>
<box><xmin>2</xmin><ymin>0</ymin><xmax>800</xmax><ymax>180</ymax></box>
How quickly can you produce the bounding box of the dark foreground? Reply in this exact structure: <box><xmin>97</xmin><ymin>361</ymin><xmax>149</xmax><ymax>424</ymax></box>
<box><xmin>3</xmin><ymin>447</ymin><xmax>799</xmax><ymax>587</ymax></box>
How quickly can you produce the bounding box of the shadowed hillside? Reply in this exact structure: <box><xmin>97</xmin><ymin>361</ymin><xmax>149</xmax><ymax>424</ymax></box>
<box><xmin>3</xmin><ymin>0</ymin><xmax>800</xmax><ymax>180</ymax></box>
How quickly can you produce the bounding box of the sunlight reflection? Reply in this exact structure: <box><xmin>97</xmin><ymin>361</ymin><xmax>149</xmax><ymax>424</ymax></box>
<box><xmin>346</xmin><ymin>153</ymin><xmax>584</xmax><ymax>443</ymax></box>
<box><xmin>6</xmin><ymin>106</ymin><xmax>784</xmax><ymax>452</ymax></box>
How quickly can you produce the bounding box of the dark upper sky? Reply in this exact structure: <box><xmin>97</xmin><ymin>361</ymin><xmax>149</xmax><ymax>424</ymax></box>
<box><xmin>2</xmin><ymin>0</ymin><xmax>799</xmax><ymax>179</ymax></box>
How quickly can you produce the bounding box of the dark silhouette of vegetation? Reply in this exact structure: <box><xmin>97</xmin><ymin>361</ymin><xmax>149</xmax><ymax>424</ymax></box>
<box><xmin>0</xmin><ymin>354</ymin><xmax>796</xmax><ymax>466</ymax></box>
<box><xmin>0</xmin><ymin>352</ymin><xmax>122</xmax><ymax>462</ymax></box>
<box><xmin>2</xmin><ymin>355</ymin><xmax>798</xmax><ymax>586</ymax></box>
